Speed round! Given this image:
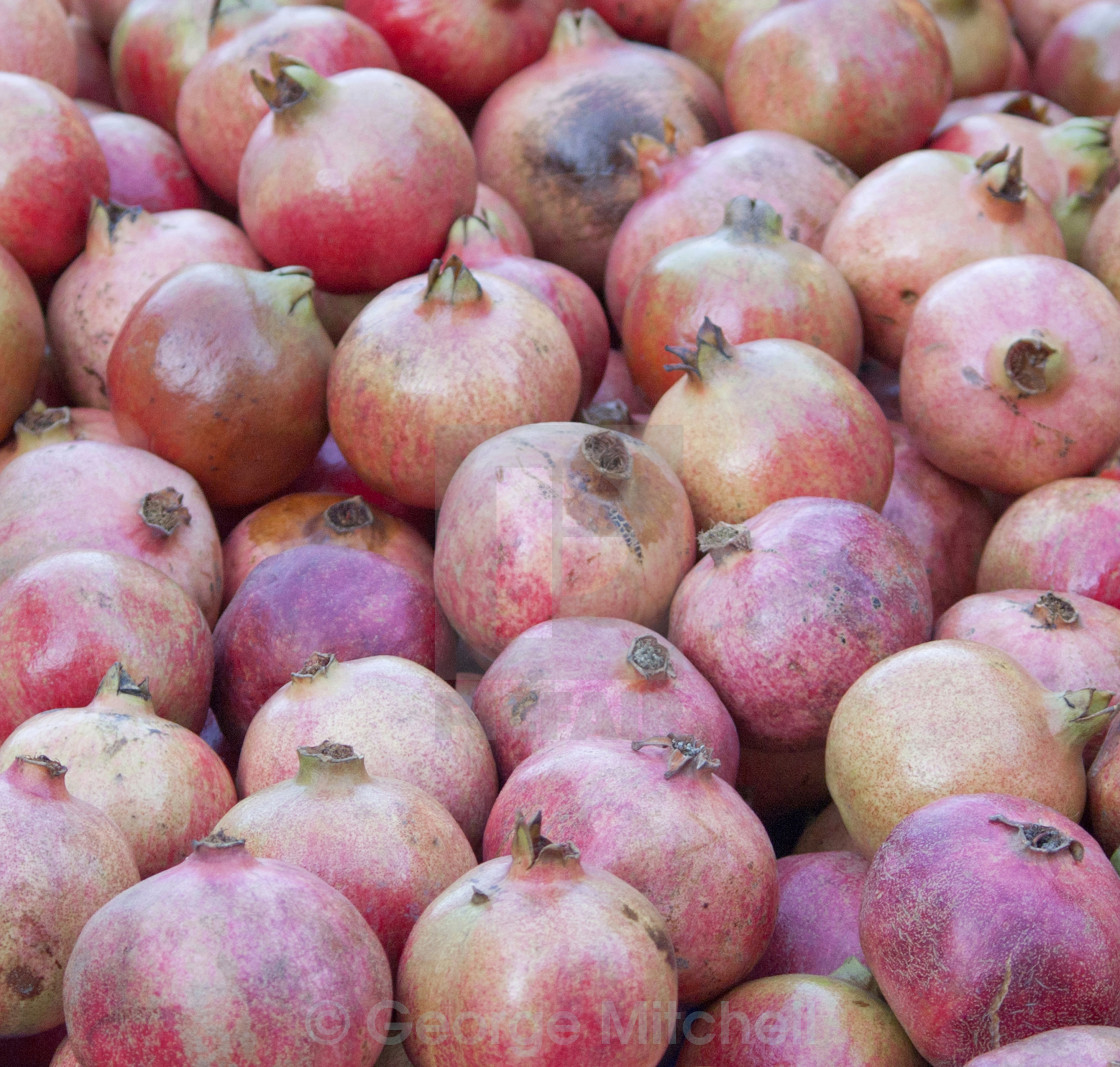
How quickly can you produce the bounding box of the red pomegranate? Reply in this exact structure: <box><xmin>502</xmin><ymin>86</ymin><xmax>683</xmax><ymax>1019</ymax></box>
<box><xmin>1032</xmin><ymin>1</ymin><xmax>1120</xmax><ymax>117</ymax></box>
<box><xmin>668</xmin><ymin>0</ymin><xmax>782</xmax><ymax>85</ymax></box>
<box><xmin>0</xmin><ymin>0</ymin><xmax>78</xmax><ymax>96</ymax></box>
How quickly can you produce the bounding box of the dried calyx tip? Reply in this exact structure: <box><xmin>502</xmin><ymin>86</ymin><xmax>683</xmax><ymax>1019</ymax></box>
<box><xmin>1004</xmin><ymin>337</ymin><xmax>1056</xmax><ymax>397</ymax></box>
<box><xmin>18</xmin><ymin>754</ymin><xmax>67</xmax><ymax>777</ymax></box>
<box><xmin>699</xmin><ymin>521</ymin><xmax>752</xmax><ymax>558</ymax></box>
<box><xmin>299</xmin><ymin>740</ymin><xmax>359</xmax><ymax>762</ymax></box>
<box><xmin>1031</xmin><ymin>591</ymin><xmax>1078</xmax><ymax>628</ymax></box>
<box><xmin>990</xmin><ymin>814</ymin><xmax>1084</xmax><ymax>862</ymax></box>
<box><xmin>15</xmin><ymin>400</ymin><xmax>70</xmax><ymax>435</ymax></box>
<box><xmin>664</xmin><ymin>317</ymin><xmax>732</xmax><ymax>379</ymax></box>
<box><xmin>631</xmin><ymin>734</ymin><xmax>719</xmax><ymax>778</ymax></box>
<box><xmin>511</xmin><ymin>810</ymin><xmax>579</xmax><ymax>867</ymax></box>
<box><xmin>581</xmin><ymin>430</ymin><xmax>633</xmax><ymax>480</ymax></box>
<box><xmin>140</xmin><ymin>487</ymin><xmax>191</xmax><ymax>536</ymax></box>
<box><xmin>292</xmin><ymin>651</ymin><xmax>335</xmax><ymax>680</ymax></box>
<box><xmin>195</xmin><ymin>828</ymin><xmax>246</xmax><ymax>850</ymax></box>
<box><xmin>977</xmin><ymin>144</ymin><xmax>1026</xmax><ymax>202</ymax></box>
<box><xmin>324</xmin><ymin>496</ymin><xmax>374</xmax><ymax>533</ymax></box>
<box><xmin>627</xmin><ymin>635</ymin><xmax>676</xmax><ymax>680</ymax></box>
<box><xmin>103</xmin><ymin>661</ymin><xmax>151</xmax><ymax>701</ymax></box>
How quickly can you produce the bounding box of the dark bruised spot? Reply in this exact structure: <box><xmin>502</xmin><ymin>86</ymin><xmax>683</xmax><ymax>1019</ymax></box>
<box><xmin>900</xmin><ymin>289</ymin><xmax>919</xmax><ymax>304</ymax></box>
<box><xmin>509</xmin><ymin>690</ymin><xmax>538</xmax><ymax>726</ymax></box>
<box><xmin>621</xmin><ymin>904</ymin><xmax>639</xmax><ymax>922</ymax></box>
<box><xmin>871</xmin><ymin>597</ymin><xmax>882</xmax><ymax>609</ymax></box>
<box><xmin>6</xmin><ymin>966</ymin><xmax>43</xmax><ymax>1000</ymax></box>
<box><xmin>644</xmin><ymin>922</ymin><xmax>675</xmax><ymax>964</ymax></box>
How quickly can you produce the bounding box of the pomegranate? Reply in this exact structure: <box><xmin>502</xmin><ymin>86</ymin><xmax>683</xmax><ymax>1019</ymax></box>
<box><xmin>0</xmin><ymin>664</ymin><xmax>237</xmax><ymax>877</ymax></box>
<box><xmin>0</xmin><ymin>0</ymin><xmax>78</xmax><ymax>96</ymax></box>
<box><xmin>483</xmin><ymin>735</ymin><xmax>777</xmax><ymax>1006</ymax></box>
<box><xmin>583</xmin><ymin>0</ymin><xmax>680</xmax><ymax>43</ymax></box>
<box><xmin>46</xmin><ymin>201</ymin><xmax>264</xmax><ymax>409</ymax></box>
<box><xmin>63</xmin><ymin>831</ymin><xmax>394</xmax><ymax>1066</ymax></box>
<box><xmin>470</xmin><ymin>616</ymin><xmax>740</xmax><ymax>784</ymax></box>
<box><xmin>962</xmin><ymin>1026</ymin><xmax>1120</xmax><ymax>1065</ymax></box>
<box><xmin>71</xmin><ymin>12</ymin><xmax>118</xmax><ymax>110</ymax></box>
<box><xmin>820</xmin><ymin>148</ymin><xmax>1066</xmax><ymax>368</ymax></box>
<box><xmin>723</xmin><ymin>0</ymin><xmax>952</xmax><ymax>175</ymax></box>
<box><xmin>1032</xmin><ymin>1</ymin><xmax>1120</xmax><ymax>117</ymax></box>
<box><xmin>212</xmin><ymin>545</ymin><xmax>456</xmax><ymax>745</ymax></box>
<box><xmin>0</xmin><ymin>441</ymin><xmax>223</xmax><ymax>626</ymax></box>
<box><xmin>0</xmin><ymin>404</ymin><xmax>123</xmax><ymax>476</ymax></box>
<box><xmin>924</xmin><ymin>0</ymin><xmax>1015</xmax><ymax>98</ymax></box>
<box><xmin>344</xmin><ymin>0</ymin><xmax>566</xmax><ymax>110</ymax></box>
<box><xmin>1087</xmin><ymin>712</ymin><xmax>1120</xmax><ymax>853</ymax></box>
<box><xmin>860</xmin><ymin>792</ymin><xmax>1120</xmax><ymax>1065</ymax></box>
<box><xmin>107</xmin><ymin>263</ymin><xmax>335</xmax><ymax>508</ymax></box>
<box><xmin>668</xmin><ymin>498</ymin><xmax>932</xmax><ymax>752</ymax></box>
<box><xmin>0</xmin><ymin>756</ymin><xmax>138</xmax><ymax>1037</ymax></box>
<box><xmin>396</xmin><ymin>813</ymin><xmax>678</xmax><ymax>1066</ymax></box>
<box><xmin>931</xmin><ymin>89</ymin><xmax>1075</xmax><ymax>138</ymax></box>
<box><xmin>214</xmin><ymin>740</ymin><xmax>476</xmax><ymax>971</ymax></box>
<box><xmin>222</xmin><ymin>493</ymin><xmax>434</xmax><ymax>608</ymax></box>
<box><xmin>433</xmin><ymin>424</ymin><xmax>696</xmax><ymax>662</ymax></box>
<box><xmin>0</xmin><ymin>72</ymin><xmax>110</xmax><ymax>281</ymax></box>
<box><xmin>747</xmin><ymin>851</ymin><xmax>869</xmax><ymax>980</ymax></box>
<box><xmin>175</xmin><ymin>4</ymin><xmax>399</xmax><ymax>205</ymax></box>
<box><xmin>604</xmin><ymin>128</ymin><xmax>857</xmax><ymax>331</ymax></box>
<box><xmin>825</xmin><ymin>638</ymin><xmax>1117</xmax><ymax>856</ymax></box>
<box><xmin>1009</xmin><ymin>0</ymin><xmax>1097</xmax><ymax>57</ymax></box>
<box><xmin>327</xmin><ymin>258</ymin><xmax>581</xmax><ymax>510</ymax></box>
<box><xmin>668</xmin><ymin>0</ymin><xmax>782</xmax><ymax>85</ymax></box>
<box><xmin>237</xmin><ymin>653</ymin><xmax>497</xmax><ymax>850</ymax></box>
<box><xmin>49</xmin><ymin>1037</ymin><xmax>78</xmax><ymax>1066</ymax></box>
<box><xmin>1083</xmin><ymin>183</ymin><xmax>1120</xmax><ymax>299</ymax></box>
<box><xmin>642</xmin><ymin>322</ymin><xmax>894</xmax><ymax>527</ymax></box>
<box><xmin>472</xmin><ymin>183</ymin><xmax>534</xmax><ymax>257</ymax></box>
<box><xmin>623</xmin><ymin>196</ymin><xmax>863</xmax><ymax>404</ymax></box>
<box><xmin>882</xmin><ymin>422</ymin><xmax>996</xmax><ymax>616</ymax></box>
<box><xmin>794</xmin><ymin>802</ymin><xmax>859</xmax><ymax>854</ymax></box>
<box><xmin>238</xmin><ymin>58</ymin><xmax>477</xmax><ymax>294</ymax></box>
<box><xmin>0</xmin><ymin>246</ymin><xmax>44</xmax><ymax>442</ymax></box>
<box><xmin>471</xmin><ymin>8</ymin><xmax>729</xmax><ymax>289</ymax></box>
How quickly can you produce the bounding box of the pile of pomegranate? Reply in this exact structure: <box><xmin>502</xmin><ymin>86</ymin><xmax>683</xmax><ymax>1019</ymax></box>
<box><xmin>2</xmin><ymin>0</ymin><xmax>1120</xmax><ymax>1064</ymax></box>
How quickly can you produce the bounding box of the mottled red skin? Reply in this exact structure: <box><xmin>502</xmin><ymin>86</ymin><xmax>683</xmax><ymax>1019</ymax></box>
<box><xmin>643</xmin><ymin>340</ymin><xmax>895</xmax><ymax>529</ymax></box>
<box><xmin>1083</xmin><ymin>184</ymin><xmax>1120</xmax><ymax>303</ymax></box>
<box><xmin>929</xmin><ymin>0</ymin><xmax>1014</xmax><ymax>98</ymax></box>
<box><xmin>0</xmin><ymin>758</ymin><xmax>139</xmax><ymax>1038</ymax></box>
<box><xmin>676</xmin><ymin>972</ymin><xmax>925</xmax><ymax>1067</ymax></box>
<box><xmin>471</xmin><ymin>9</ymin><xmax>730</xmax><ymax>290</ymax></box>
<box><xmin>1032</xmin><ymin>1</ymin><xmax>1120</xmax><ymax>114</ymax></box>
<box><xmin>0</xmin><ymin>247</ymin><xmax>44</xmax><ymax>442</ymax></box>
<box><xmin>470</xmin><ymin>616</ymin><xmax>740</xmax><ymax>784</ymax></box>
<box><xmin>222</xmin><ymin>491</ymin><xmax>434</xmax><ymax>608</ymax></box>
<box><xmin>0</xmin><ymin>73</ymin><xmax>110</xmax><ymax>280</ymax></box>
<box><xmin>604</xmin><ymin>129</ymin><xmax>857</xmax><ymax>330</ymax></box>
<box><xmin>397</xmin><ymin>841</ymin><xmax>678</xmax><ymax>1066</ymax></box>
<box><xmin>108</xmin><ymin>0</ymin><xmax>211</xmax><ymax>135</ymax></box>
<box><xmin>977</xmin><ymin>478</ymin><xmax>1120</xmax><ymax>608</ymax></box>
<box><xmin>747</xmin><ymin>851</ymin><xmax>868</xmax><ymax>980</ymax></box>
<box><xmin>237</xmin><ymin>654</ymin><xmax>497</xmax><ymax>850</ymax></box>
<box><xmin>668</xmin><ymin>0</ymin><xmax>781</xmax><ymax>85</ymax></box>
<box><xmin>0</xmin><ymin>549</ymin><xmax>213</xmax><ymax>740</ymax></box>
<box><xmin>215</xmin><ymin>756</ymin><xmax>476</xmax><ymax>972</ymax></box>
<box><xmin>1010</xmin><ymin>0</ymin><xmax>1096</xmax><ymax>57</ymax></box>
<box><xmin>327</xmin><ymin>267</ymin><xmax>581</xmax><ymax>510</ymax></box>
<box><xmin>668</xmin><ymin>497</ymin><xmax>932</xmax><ymax>750</ymax></box>
<box><xmin>930</xmin><ymin>90</ymin><xmax>1074</xmax><ymax>139</ymax></box>
<box><xmin>89</xmin><ymin>111</ymin><xmax>204</xmax><ymax>213</ymax></box>
<box><xmin>63</xmin><ymin>841</ymin><xmax>393</xmax><ymax>1066</ymax></box>
<box><xmin>213</xmin><ymin>544</ymin><xmax>456</xmax><ymax>745</ymax></box>
<box><xmin>46</xmin><ymin>204</ymin><xmax>264</xmax><ymax>409</ymax></box>
<box><xmin>107</xmin><ymin>263</ymin><xmax>335</xmax><ymax>508</ymax></box>
<box><xmin>238</xmin><ymin>66</ymin><xmax>477</xmax><ymax>294</ymax></box>
<box><xmin>583</xmin><ymin>0</ymin><xmax>679</xmax><ymax>44</ymax></box>
<box><xmin>482</xmin><ymin>737</ymin><xmax>777</xmax><ymax>1006</ymax></box>
<box><xmin>820</xmin><ymin>149</ymin><xmax>1066</xmax><ymax>368</ymax></box>
<box><xmin>723</xmin><ymin>0</ymin><xmax>952</xmax><ymax>176</ymax></box>
<box><xmin>433</xmin><ymin>422</ymin><xmax>697</xmax><ymax>662</ymax></box>
<box><xmin>0</xmin><ymin>0</ymin><xmax>78</xmax><ymax>95</ymax></box>
<box><xmin>473</xmin><ymin>182</ymin><xmax>534</xmax><ymax>256</ymax></box>
<box><xmin>0</xmin><ymin>440</ymin><xmax>223</xmax><ymax>625</ymax></box>
<box><xmin>735</xmin><ymin>745</ymin><xmax>830</xmax><ymax>820</ymax></box>
<box><xmin>883</xmin><ymin>422</ymin><xmax>996</xmax><ymax>616</ymax></box>
<box><xmin>345</xmin><ymin>0</ymin><xmax>565</xmax><ymax>110</ymax></box>
<box><xmin>860</xmin><ymin>792</ymin><xmax>1120</xmax><ymax>1066</ymax></box>
<box><xmin>962</xmin><ymin>1024</ymin><xmax>1120</xmax><ymax>1064</ymax></box>
<box><xmin>624</xmin><ymin>203</ymin><xmax>863</xmax><ymax>404</ymax></box>
<box><xmin>175</xmin><ymin>6</ymin><xmax>398</xmax><ymax>205</ymax></box>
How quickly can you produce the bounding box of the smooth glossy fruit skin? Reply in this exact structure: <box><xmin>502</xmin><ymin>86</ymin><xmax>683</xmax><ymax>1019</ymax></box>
<box><xmin>860</xmin><ymin>792</ymin><xmax>1120</xmax><ymax>1066</ymax></box>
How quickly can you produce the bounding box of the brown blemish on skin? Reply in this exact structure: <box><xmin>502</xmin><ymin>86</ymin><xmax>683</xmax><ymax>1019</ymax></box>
<box><xmin>6</xmin><ymin>966</ymin><xmax>43</xmax><ymax>1000</ymax></box>
<box><xmin>509</xmin><ymin>690</ymin><xmax>538</xmax><ymax>726</ymax></box>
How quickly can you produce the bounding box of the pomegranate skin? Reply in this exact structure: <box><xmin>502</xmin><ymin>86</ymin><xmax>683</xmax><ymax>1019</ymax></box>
<box><xmin>0</xmin><ymin>246</ymin><xmax>45</xmax><ymax>443</ymax></box>
<box><xmin>860</xmin><ymin>792</ymin><xmax>1120</xmax><ymax>1067</ymax></box>
<box><xmin>212</xmin><ymin>544</ymin><xmax>456</xmax><ymax>745</ymax></box>
<box><xmin>1083</xmin><ymin>181</ymin><xmax>1120</xmax><ymax>303</ymax></box>
<box><xmin>0</xmin><ymin>549</ymin><xmax>213</xmax><ymax>740</ymax></box>
<box><xmin>899</xmin><ymin>255</ymin><xmax>1120</xmax><ymax>495</ymax></box>
<box><xmin>433</xmin><ymin>423</ymin><xmax>696</xmax><ymax>662</ymax></box>
<box><xmin>1032</xmin><ymin>1</ymin><xmax>1120</xmax><ymax>117</ymax></box>
<box><xmin>976</xmin><ymin>477</ymin><xmax>1120</xmax><ymax>609</ymax></box>
<box><xmin>63</xmin><ymin>835</ymin><xmax>394</xmax><ymax>1067</ymax></box>
<box><xmin>0</xmin><ymin>405</ymin><xmax>124</xmax><ymax>476</ymax></box>
<box><xmin>0</xmin><ymin>756</ymin><xmax>139</xmax><ymax>1038</ymax></box>
<box><xmin>962</xmin><ymin>1026</ymin><xmax>1120</xmax><ymax>1065</ymax></box>
<box><xmin>0</xmin><ymin>0</ymin><xmax>78</xmax><ymax>96</ymax></box>
<box><xmin>470</xmin><ymin>616</ymin><xmax>740</xmax><ymax>784</ymax></box>
<box><xmin>482</xmin><ymin>737</ymin><xmax>778</xmax><ymax>1007</ymax></box>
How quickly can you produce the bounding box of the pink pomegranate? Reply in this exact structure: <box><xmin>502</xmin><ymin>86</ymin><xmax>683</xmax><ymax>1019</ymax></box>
<box><xmin>925</xmin><ymin>0</ymin><xmax>1015</xmax><ymax>98</ymax></box>
<box><xmin>1083</xmin><ymin>182</ymin><xmax>1120</xmax><ymax>300</ymax></box>
<box><xmin>931</xmin><ymin>89</ymin><xmax>1075</xmax><ymax>138</ymax></box>
<box><xmin>0</xmin><ymin>756</ymin><xmax>138</xmax><ymax>1037</ymax></box>
<box><xmin>0</xmin><ymin>0</ymin><xmax>78</xmax><ymax>96</ymax></box>
<box><xmin>962</xmin><ymin>1026</ymin><xmax>1120</xmax><ymax>1065</ymax></box>
<box><xmin>472</xmin><ymin>183</ymin><xmax>534</xmax><ymax>256</ymax></box>
<box><xmin>1088</xmin><ymin>712</ymin><xmax>1120</xmax><ymax>853</ymax></box>
<box><xmin>214</xmin><ymin>740</ymin><xmax>476</xmax><ymax>972</ymax></box>
<box><xmin>71</xmin><ymin>12</ymin><xmax>118</xmax><ymax>110</ymax></box>
<box><xmin>668</xmin><ymin>497</ymin><xmax>932</xmax><ymax>752</ymax></box>
<box><xmin>483</xmin><ymin>735</ymin><xmax>778</xmax><ymax>1006</ymax></box>
<box><xmin>1032</xmin><ymin>1</ymin><xmax>1120</xmax><ymax>117</ymax></box>
<box><xmin>63</xmin><ymin>831</ymin><xmax>394</xmax><ymax>1066</ymax></box>
<box><xmin>433</xmin><ymin>424</ymin><xmax>696</xmax><ymax>662</ymax></box>
<box><xmin>1010</xmin><ymin>0</ymin><xmax>1097</xmax><ymax>57</ymax></box>
<box><xmin>0</xmin><ymin>404</ymin><xmax>123</xmax><ymax>476</ymax></box>
<box><xmin>0</xmin><ymin>246</ymin><xmax>44</xmax><ymax>443</ymax></box>
<box><xmin>396</xmin><ymin>813</ymin><xmax>678</xmax><ymax>1066</ymax></box>
<box><xmin>860</xmin><ymin>792</ymin><xmax>1120</xmax><ymax>1065</ymax></box>
<box><xmin>723</xmin><ymin>0</ymin><xmax>952</xmax><ymax>175</ymax></box>
<box><xmin>668</xmin><ymin>0</ymin><xmax>782</xmax><ymax>85</ymax></box>
<box><xmin>238</xmin><ymin>58</ymin><xmax>477</xmax><ymax>294</ymax></box>
<box><xmin>470</xmin><ymin>616</ymin><xmax>740</xmax><ymax>784</ymax></box>
<box><xmin>0</xmin><ymin>664</ymin><xmax>237</xmax><ymax>877</ymax></box>
<box><xmin>0</xmin><ymin>441</ymin><xmax>223</xmax><ymax>626</ymax></box>
<box><xmin>236</xmin><ymin>654</ymin><xmax>497</xmax><ymax>850</ymax></box>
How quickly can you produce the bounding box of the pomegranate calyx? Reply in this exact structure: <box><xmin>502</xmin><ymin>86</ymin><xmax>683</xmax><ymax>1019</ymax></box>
<box><xmin>424</xmin><ymin>256</ymin><xmax>484</xmax><ymax>305</ymax></box>
<box><xmin>292</xmin><ymin>651</ymin><xmax>335</xmax><ymax>681</ymax></box>
<box><xmin>977</xmin><ymin>145</ymin><xmax>1026</xmax><ymax>203</ymax></box>
<box><xmin>299</xmin><ymin>740</ymin><xmax>359</xmax><ymax>763</ymax></box>
<box><xmin>324</xmin><ymin>496</ymin><xmax>375</xmax><ymax>534</ymax></box>
<box><xmin>509</xmin><ymin>811</ymin><xmax>581</xmax><ymax>873</ymax></box>
<box><xmin>550</xmin><ymin>7</ymin><xmax>619</xmax><ymax>52</ymax></box>
<box><xmin>624</xmin><ymin>119</ymin><xmax>678</xmax><ymax>193</ymax></box>
<box><xmin>251</xmin><ymin>54</ymin><xmax>313</xmax><ymax>114</ymax></box>
<box><xmin>18</xmin><ymin>754</ymin><xmax>67</xmax><ymax>778</ymax></box>
<box><xmin>581</xmin><ymin>430</ymin><xmax>633</xmax><ymax>482</ymax></box>
<box><xmin>193</xmin><ymin>828</ymin><xmax>248</xmax><ymax>854</ymax></box>
<box><xmin>631</xmin><ymin>734</ymin><xmax>720</xmax><ymax>778</ymax></box>
<box><xmin>447</xmin><ymin>213</ymin><xmax>498</xmax><ymax>249</ymax></box>
<box><xmin>96</xmin><ymin>661</ymin><xmax>152</xmax><ymax>703</ymax></box>
<box><xmin>723</xmin><ymin>195</ymin><xmax>784</xmax><ymax>243</ymax></box>
<box><xmin>13</xmin><ymin>400</ymin><xmax>72</xmax><ymax>449</ymax></box>
<box><xmin>1003</xmin><ymin>337</ymin><xmax>1057</xmax><ymax>397</ymax></box>
<box><xmin>1000</xmin><ymin>92</ymin><xmax>1051</xmax><ymax>124</ymax></box>
<box><xmin>698</xmin><ymin>521</ymin><xmax>752</xmax><ymax>562</ymax></box>
<box><xmin>296</xmin><ymin>740</ymin><xmax>371</xmax><ymax>786</ymax></box>
<box><xmin>663</xmin><ymin>317</ymin><xmax>733</xmax><ymax>381</ymax></box>
<box><xmin>989</xmin><ymin>815</ymin><xmax>1085</xmax><ymax>862</ymax></box>
<box><xmin>829</xmin><ymin>957</ymin><xmax>879</xmax><ymax>994</ymax></box>
<box><xmin>1040</xmin><ymin>118</ymin><xmax>1114</xmax><ymax>194</ymax></box>
<box><xmin>93</xmin><ymin>198</ymin><xmax>144</xmax><ymax>239</ymax></box>
<box><xmin>1030</xmin><ymin>591</ymin><xmax>1079</xmax><ymax>629</ymax></box>
<box><xmin>140</xmin><ymin>488</ymin><xmax>191</xmax><ymax>536</ymax></box>
<box><xmin>626</xmin><ymin>635</ymin><xmax>676</xmax><ymax>681</ymax></box>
